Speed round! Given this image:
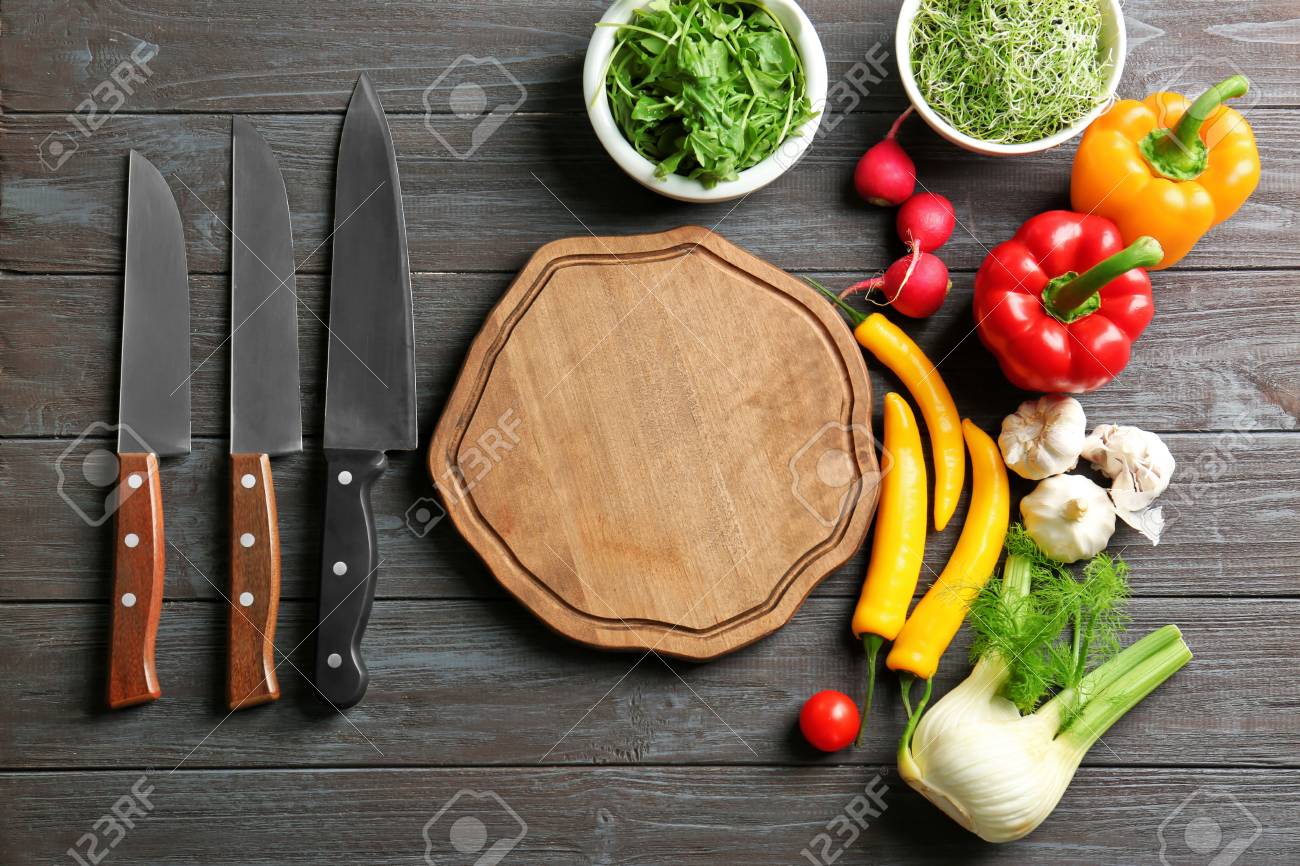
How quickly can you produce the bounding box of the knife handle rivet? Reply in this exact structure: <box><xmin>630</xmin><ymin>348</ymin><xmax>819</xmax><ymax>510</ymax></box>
<box><xmin>337</xmin><ymin>470</ymin><xmax>353</xmax><ymax>486</ymax></box>
<box><xmin>121</xmin><ymin>592</ymin><xmax>137</xmax><ymax>608</ymax></box>
<box><xmin>240</xmin><ymin>473</ymin><xmax>257</xmax><ymax>489</ymax></box>
<box><xmin>124</xmin><ymin>533</ymin><xmax>140</xmax><ymax>549</ymax></box>
<box><xmin>240</xmin><ymin>532</ymin><xmax>256</xmax><ymax>548</ymax></box>
<box><xmin>332</xmin><ymin>561</ymin><xmax>348</xmax><ymax>576</ymax></box>
<box><xmin>127</xmin><ymin>473</ymin><xmax>144</xmax><ymax>490</ymax></box>
<box><xmin>326</xmin><ymin>652</ymin><xmax>342</xmax><ymax>669</ymax></box>
<box><xmin>238</xmin><ymin>591</ymin><xmax>255</xmax><ymax>607</ymax></box>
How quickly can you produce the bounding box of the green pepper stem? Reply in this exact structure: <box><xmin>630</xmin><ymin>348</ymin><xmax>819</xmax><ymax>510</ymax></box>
<box><xmin>856</xmin><ymin>633</ymin><xmax>884</xmax><ymax>747</ymax></box>
<box><xmin>1048</xmin><ymin>236</ymin><xmax>1164</xmax><ymax>318</ymax></box>
<box><xmin>896</xmin><ymin>673</ymin><xmax>933</xmax><ymax>767</ymax></box>
<box><xmin>805</xmin><ymin>277</ymin><xmax>867</xmax><ymax>326</ymax></box>
<box><xmin>1143</xmin><ymin>75</ymin><xmax>1249</xmax><ymax>180</ymax></box>
<box><xmin>1171</xmin><ymin>75</ymin><xmax>1247</xmax><ymax>156</ymax></box>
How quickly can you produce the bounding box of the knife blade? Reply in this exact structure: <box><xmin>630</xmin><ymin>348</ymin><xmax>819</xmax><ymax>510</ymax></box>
<box><xmin>228</xmin><ymin>117</ymin><xmax>301</xmax><ymax>710</ymax></box>
<box><xmin>314</xmin><ymin>74</ymin><xmax>416</xmax><ymax>709</ymax></box>
<box><xmin>109</xmin><ymin>151</ymin><xmax>191</xmax><ymax>709</ymax></box>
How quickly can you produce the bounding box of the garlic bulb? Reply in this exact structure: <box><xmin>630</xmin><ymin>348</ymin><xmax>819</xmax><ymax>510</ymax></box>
<box><xmin>1020</xmin><ymin>474</ymin><xmax>1115</xmax><ymax>563</ymax></box>
<box><xmin>1082</xmin><ymin>424</ymin><xmax>1174</xmax><ymax>544</ymax></box>
<box><xmin>998</xmin><ymin>396</ymin><xmax>1087</xmax><ymax>480</ymax></box>
<box><xmin>1082</xmin><ymin>423</ymin><xmax>1175</xmax><ymax>513</ymax></box>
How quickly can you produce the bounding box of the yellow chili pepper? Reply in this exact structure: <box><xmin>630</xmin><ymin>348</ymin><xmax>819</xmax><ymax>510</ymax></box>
<box><xmin>1071</xmin><ymin>75</ymin><xmax>1260</xmax><ymax>270</ymax></box>
<box><xmin>886</xmin><ymin>419</ymin><xmax>1009</xmax><ymax>681</ymax></box>
<box><xmin>811</xmin><ymin>281</ymin><xmax>964</xmax><ymax>531</ymax></box>
<box><xmin>854</xmin><ymin>314</ymin><xmax>963</xmax><ymax>531</ymax></box>
<box><xmin>850</xmin><ymin>392</ymin><xmax>927</xmax><ymax>740</ymax></box>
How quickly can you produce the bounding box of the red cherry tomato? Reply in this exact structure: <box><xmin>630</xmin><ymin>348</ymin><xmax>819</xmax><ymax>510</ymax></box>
<box><xmin>799</xmin><ymin>690</ymin><xmax>860</xmax><ymax>752</ymax></box>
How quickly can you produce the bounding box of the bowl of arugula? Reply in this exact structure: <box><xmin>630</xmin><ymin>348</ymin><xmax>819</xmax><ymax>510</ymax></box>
<box><xmin>585</xmin><ymin>0</ymin><xmax>827</xmax><ymax>202</ymax></box>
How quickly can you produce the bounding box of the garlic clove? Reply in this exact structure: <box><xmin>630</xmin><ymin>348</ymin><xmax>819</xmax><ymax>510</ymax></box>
<box><xmin>1082</xmin><ymin>424</ymin><xmax>1175</xmax><ymax>544</ymax></box>
<box><xmin>1117</xmin><ymin>503</ymin><xmax>1165</xmax><ymax>545</ymax></box>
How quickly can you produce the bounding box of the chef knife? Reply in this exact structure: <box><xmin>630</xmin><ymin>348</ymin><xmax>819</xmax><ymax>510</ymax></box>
<box><xmin>109</xmin><ymin>151</ymin><xmax>191</xmax><ymax>709</ymax></box>
<box><xmin>313</xmin><ymin>74</ymin><xmax>416</xmax><ymax>709</ymax></box>
<box><xmin>228</xmin><ymin>118</ymin><xmax>302</xmax><ymax>710</ymax></box>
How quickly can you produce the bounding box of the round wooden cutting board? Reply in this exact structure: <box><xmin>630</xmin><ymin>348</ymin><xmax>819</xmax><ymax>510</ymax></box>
<box><xmin>429</xmin><ymin>226</ymin><xmax>879</xmax><ymax>660</ymax></box>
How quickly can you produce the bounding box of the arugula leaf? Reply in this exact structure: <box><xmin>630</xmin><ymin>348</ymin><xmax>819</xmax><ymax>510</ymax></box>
<box><xmin>602</xmin><ymin>0</ymin><xmax>816</xmax><ymax>188</ymax></box>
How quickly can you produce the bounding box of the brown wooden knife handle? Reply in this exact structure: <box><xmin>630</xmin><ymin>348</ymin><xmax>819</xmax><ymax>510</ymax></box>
<box><xmin>228</xmin><ymin>453</ymin><xmax>281</xmax><ymax>710</ymax></box>
<box><xmin>107</xmin><ymin>452</ymin><xmax>165</xmax><ymax>709</ymax></box>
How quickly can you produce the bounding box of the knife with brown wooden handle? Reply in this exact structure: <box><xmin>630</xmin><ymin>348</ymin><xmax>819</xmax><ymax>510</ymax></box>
<box><xmin>109</xmin><ymin>152</ymin><xmax>191</xmax><ymax>710</ymax></box>
<box><xmin>227</xmin><ymin>118</ymin><xmax>302</xmax><ymax>710</ymax></box>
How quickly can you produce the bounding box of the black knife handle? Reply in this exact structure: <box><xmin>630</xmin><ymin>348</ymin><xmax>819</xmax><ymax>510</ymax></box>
<box><xmin>314</xmin><ymin>449</ymin><xmax>386</xmax><ymax>709</ymax></box>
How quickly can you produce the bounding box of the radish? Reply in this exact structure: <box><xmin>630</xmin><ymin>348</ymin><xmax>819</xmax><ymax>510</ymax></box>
<box><xmin>897</xmin><ymin>192</ymin><xmax>955</xmax><ymax>251</ymax></box>
<box><xmin>841</xmin><ymin>249</ymin><xmax>951</xmax><ymax>319</ymax></box>
<box><xmin>854</xmin><ymin>108</ymin><xmax>915</xmax><ymax>206</ymax></box>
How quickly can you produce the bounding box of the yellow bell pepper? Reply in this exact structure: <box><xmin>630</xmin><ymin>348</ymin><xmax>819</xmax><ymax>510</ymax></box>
<box><xmin>1071</xmin><ymin>75</ymin><xmax>1260</xmax><ymax>269</ymax></box>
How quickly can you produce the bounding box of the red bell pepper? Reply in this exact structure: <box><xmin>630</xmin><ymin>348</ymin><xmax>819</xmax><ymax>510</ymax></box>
<box><xmin>973</xmin><ymin>211</ymin><xmax>1161</xmax><ymax>393</ymax></box>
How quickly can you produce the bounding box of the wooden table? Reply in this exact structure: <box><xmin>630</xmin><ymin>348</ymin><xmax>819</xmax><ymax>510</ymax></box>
<box><xmin>2</xmin><ymin>2</ymin><xmax>1298</xmax><ymax>863</ymax></box>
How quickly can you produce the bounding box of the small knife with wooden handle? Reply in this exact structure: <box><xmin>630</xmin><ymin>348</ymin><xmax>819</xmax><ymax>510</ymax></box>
<box><xmin>227</xmin><ymin>118</ymin><xmax>302</xmax><ymax>710</ymax></box>
<box><xmin>109</xmin><ymin>152</ymin><xmax>191</xmax><ymax>709</ymax></box>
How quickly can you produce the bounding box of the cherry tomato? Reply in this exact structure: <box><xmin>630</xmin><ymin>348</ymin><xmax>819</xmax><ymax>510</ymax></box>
<box><xmin>799</xmin><ymin>689</ymin><xmax>860</xmax><ymax>752</ymax></box>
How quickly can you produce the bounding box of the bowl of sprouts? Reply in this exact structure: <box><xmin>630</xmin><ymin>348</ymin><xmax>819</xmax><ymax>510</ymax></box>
<box><xmin>896</xmin><ymin>0</ymin><xmax>1126</xmax><ymax>156</ymax></box>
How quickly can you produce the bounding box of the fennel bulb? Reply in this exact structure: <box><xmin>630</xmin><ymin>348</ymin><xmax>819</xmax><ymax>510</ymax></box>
<box><xmin>897</xmin><ymin>530</ymin><xmax>1192</xmax><ymax>843</ymax></box>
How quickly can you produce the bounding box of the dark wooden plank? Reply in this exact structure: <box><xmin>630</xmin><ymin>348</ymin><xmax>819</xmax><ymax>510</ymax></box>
<box><xmin>4</xmin><ymin>271</ymin><xmax>1298</xmax><ymax>442</ymax></box>
<box><xmin>3</xmin><ymin>110</ymin><xmax>1297</xmax><ymax>274</ymax></box>
<box><xmin>1</xmin><ymin>598</ymin><xmax>1296</xmax><ymax>769</ymax></box>
<box><xmin>3</xmin><ymin>428</ymin><xmax>1297</xmax><ymax>601</ymax></box>
<box><xmin>4</xmin><ymin>766</ymin><xmax>1298</xmax><ymax>866</ymax></box>
<box><xmin>4</xmin><ymin>0</ymin><xmax>1299</xmax><ymax>112</ymax></box>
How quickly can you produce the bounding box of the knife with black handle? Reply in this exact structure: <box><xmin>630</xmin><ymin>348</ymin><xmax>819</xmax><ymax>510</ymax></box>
<box><xmin>227</xmin><ymin>118</ymin><xmax>302</xmax><ymax>710</ymax></box>
<box><xmin>313</xmin><ymin>74</ymin><xmax>416</xmax><ymax>709</ymax></box>
<box><xmin>109</xmin><ymin>152</ymin><xmax>191</xmax><ymax>709</ymax></box>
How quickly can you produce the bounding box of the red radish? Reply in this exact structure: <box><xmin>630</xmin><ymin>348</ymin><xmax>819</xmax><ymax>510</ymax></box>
<box><xmin>854</xmin><ymin>108</ymin><xmax>915</xmax><ymax>206</ymax></box>
<box><xmin>841</xmin><ymin>249</ymin><xmax>951</xmax><ymax>319</ymax></box>
<box><xmin>897</xmin><ymin>192</ymin><xmax>956</xmax><ymax>251</ymax></box>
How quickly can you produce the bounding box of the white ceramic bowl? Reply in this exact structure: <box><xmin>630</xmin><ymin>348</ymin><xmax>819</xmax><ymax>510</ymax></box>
<box><xmin>895</xmin><ymin>0</ymin><xmax>1126</xmax><ymax>156</ymax></box>
<box><xmin>584</xmin><ymin>0</ymin><xmax>828</xmax><ymax>202</ymax></box>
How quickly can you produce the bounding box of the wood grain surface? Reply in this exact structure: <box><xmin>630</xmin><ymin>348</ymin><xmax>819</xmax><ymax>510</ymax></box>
<box><xmin>430</xmin><ymin>227</ymin><xmax>879</xmax><ymax>659</ymax></box>
<box><xmin>3</xmin><ymin>597</ymin><xmax>1299</xmax><ymax>769</ymax></box>
<box><xmin>4</xmin><ymin>768</ymin><xmax>1299</xmax><ymax>865</ymax></box>
<box><xmin>3</xmin><ymin>112</ymin><xmax>1298</xmax><ymax>275</ymax></box>
<box><xmin>1</xmin><ymin>0</ymin><xmax>1298</xmax><ymax>862</ymax></box>
<box><xmin>227</xmin><ymin>452</ymin><xmax>281</xmax><ymax>710</ymax></box>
